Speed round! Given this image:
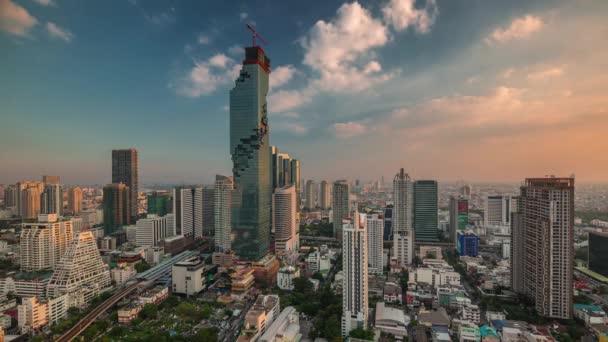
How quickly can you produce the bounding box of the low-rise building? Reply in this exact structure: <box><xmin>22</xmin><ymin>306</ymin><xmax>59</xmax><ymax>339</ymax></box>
<box><xmin>419</xmin><ymin>307</ymin><xmax>450</xmax><ymax>328</ymax></box>
<box><xmin>306</xmin><ymin>251</ymin><xmax>320</xmax><ymax>274</ymax></box>
<box><xmin>17</xmin><ymin>297</ymin><xmax>47</xmax><ymax>334</ymax></box>
<box><xmin>462</xmin><ymin>304</ymin><xmax>480</xmax><ymax>324</ymax></box>
<box><xmin>118</xmin><ymin>303</ymin><xmax>143</xmax><ymax>324</ymax></box>
<box><xmin>383</xmin><ymin>282</ymin><xmax>403</xmax><ymax>304</ymax></box>
<box><xmin>0</xmin><ymin>314</ymin><xmax>11</xmax><ymax>329</ymax></box>
<box><xmin>111</xmin><ymin>265</ymin><xmax>136</xmax><ymax>285</ymax></box>
<box><xmin>252</xmin><ymin>255</ymin><xmax>280</xmax><ymax>288</ymax></box>
<box><xmin>409</xmin><ymin>265</ymin><xmax>460</xmax><ymax>289</ymax></box>
<box><xmin>259</xmin><ymin>306</ymin><xmax>301</xmax><ymax>342</ymax></box>
<box><xmin>139</xmin><ymin>286</ymin><xmax>168</xmax><ymax>305</ymax></box>
<box><xmin>231</xmin><ymin>267</ymin><xmax>255</xmax><ymax>294</ymax></box>
<box><xmin>458</xmin><ymin>321</ymin><xmax>481</xmax><ymax>342</ymax></box>
<box><xmin>238</xmin><ymin>295</ymin><xmax>281</xmax><ymax>342</ymax></box>
<box><xmin>485</xmin><ymin>311</ymin><xmax>506</xmax><ymax>322</ymax></box>
<box><xmin>277</xmin><ymin>266</ymin><xmax>300</xmax><ymax>291</ymax></box>
<box><xmin>375</xmin><ymin>302</ymin><xmax>409</xmax><ymax>338</ymax></box>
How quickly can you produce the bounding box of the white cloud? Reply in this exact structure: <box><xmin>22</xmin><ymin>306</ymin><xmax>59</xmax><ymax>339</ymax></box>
<box><xmin>486</xmin><ymin>15</ymin><xmax>543</xmax><ymax>44</ymax></box>
<box><xmin>502</xmin><ymin>68</ymin><xmax>515</xmax><ymax>79</ymax></box>
<box><xmin>46</xmin><ymin>22</ymin><xmax>73</xmax><ymax>42</ymax></box>
<box><xmin>240</xmin><ymin>12</ymin><xmax>248</xmax><ymax>21</ymax></box>
<box><xmin>527</xmin><ymin>66</ymin><xmax>564</xmax><ymax>81</ymax></box>
<box><xmin>363</xmin><ymin>61</ymin><xmax>382</xmax><ymax>74</ymax></box>
<box><xmin>174</xmin><ymin>54</ymin><xmax>238</xmax><ymax>97</ymax></box>
<box><xmin>227</xmin><ymin>44</ymin><xmax>243</xmax><ymax>57</ymax></box>
<box><xmin>197</xmin><ymin>33</ymin><xmax>211</xmax><ymax>45</ymax></box>
<box><xmin>268</xmin><ymin>89</ymin><xmax>314</xmax><ymax>113</ymax></box>
<box><xmin>273</xmin><ymin>121</ymin><xmax>308</xmax><ymax>135</ymax></box>
<box><xmin>382</xmin><ymin>0</ymin><xmax>438</xmax><ymax>33</ymax></box>
<box><xmin>270</xmin><ymin>65</ymin><xmax>296</xmax><ymax>90</ymax></box>
<box><xmin>333</xmin><ymin>121</ymin><xmax>367</xmax><ymax>138</ymax></box>
<box><xmin>208</xmin><ymin>53</ymin><xmax>232</xmax><ymax>68</ymax></box>
<box><xmin>0</xmin><ymin>0</ymin><xmax>38</xmax><ymax>37</ymax></box>
<box><xmin>32</xmin><ymin>0</ymin><xmax>54</xmax><ymax>6</ymax></box>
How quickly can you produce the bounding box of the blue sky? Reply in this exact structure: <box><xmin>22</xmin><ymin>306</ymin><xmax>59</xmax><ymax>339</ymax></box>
<box><xmin>1</xmin><ymin>0</ymin><xmax>607</xmax><ymax>185</ymax></box>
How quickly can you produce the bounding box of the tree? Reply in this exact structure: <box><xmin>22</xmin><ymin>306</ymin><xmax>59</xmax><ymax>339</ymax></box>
<box><xmin>135</xmin><ymin>261</ymin><xmax>152</xmax><ymax>273</ymax></box>
<box><xmin>312</xmin><ymin>272</ymin><xmax>324</xmax><ymax>281</ymax></box>
<box><xmin>140</xmin><ymin>303</ymin><xmax>158</xmax><ymax>320</ymax></box>
<box><xmin>350</xmin><ymin>328</ymin><xmax>375</xmax><ymax>340</ymax></box>
<box><xmin>194</xmin><ymin>327</ymin><xmax>219</xmax><ymax>342</ymax></box>
<box><xmin>294</xmin><ymin>277</ymin><xmax>313</xmax><ymax>293</ymax></box>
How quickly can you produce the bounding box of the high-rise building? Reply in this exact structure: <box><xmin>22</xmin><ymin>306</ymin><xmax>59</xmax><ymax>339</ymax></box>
<box><xmin>393</xmin><ymin>169</ymin><xmax>414</xmax><ymax>266</ymax></box>
<box><xmin>20</xmin><ymin>214</ymin><xmax>74</xmax><ymax>272</ymax></box>
<box><xmin>484</xmin><ymin>195</ymin><xmax>514</xmax><ymax>226</ymax></box>
<box><xmin>202</xmin><ymin>187</ymin><xmax>215</xmax><ymax>238</ymax></box>
<box><xmin>112</xmin><ymin>149</ymin><xmax>138</xmax><ymax>223</ymax></box>
<box><xmin>67</xmin><ymin>187</ymin><xmax>82</xmax><ymax>215</ymax></box>
<box><xmin>414</xmin><ymin>180</ymin><xmax>438</xmax><ymax>242</ymax></box>
<box><xmin>589</xmin><ymin>231</ymin><xmax>608</xmax><ymax>278</ymax></box>
<box><xmin>305</xmin><ymin>180</ymin><xmax>315</xmax><ymax>209</ymax></box>
<box><xmin>511</xmin><ymin>177</ymin><xmax>574</xmax><ymax>319</ymax></box>
<box><xmin>449</xmin><ymin>197</ymin><xmax>469</xmax><ymax>243</ymax></box>
<box><xmin>42</xmin><ymin>176</ymin><xmax>60</xmax><ymax>185</ymax></box>
<box><xmin>367</xmin><ymin>214</ymin><xmax>384</xmax><ymax>275</ymax></box>
<box><xmin>460</xmin><ymin>184</ymin><xmax>471</xmax><ymax>198</ymax></box>
<box><xmin>17</xmin><ymin>181</ymin><xmax>44</xmax><ymax>219</ymax></box>
<box><xmin>4</xmin><ymin>184</ymin><xmax>17</xmax><ymax>209</ymax></box>
<box><xmin>290</xmin><ymin>159</ymin><xmax>301</xmax><ymax>212</ymax></box>
<box><xmin>46</xmin><ymin>231</ymin><xmax>111</xmax><ymax>307</ymax></box>
<box><xmin>273</xmin><ymin>185</ymin><xmax>298</xmax><ymax>253</ymax></box>
<box><xmin>214</xmin><ymin>175</ymin><xmax>233</xmax><ymax>252</ymax></box>
<box><xmin>147</xmin><ymin>191</ymin><xmax>171</xmax><ymax>217</ymax></box>
<box><xmin>173</xmin><ymin>186</ymin><xmax>204</xmax><ymax>238</ymax></box>
<box><xmin>41</xmin><ymin>183</ymin><xmax>62</xmax><ymax>216</ymax></box>
<box><xmin>103</xmin><ymin>183</ymin><xmax>131</xmax><ymax>234</ymax></box>
<box><xmin>383</xmin><ymin>206</ymin><xmax>393</xmax><ymax>241</ymax></box>
<box><xmin>342</xmin><ymin>212</ymin><xmax>368</xmax><ymax>336</ymax></box>
<box><xmin>271</xmin><ymin>146</ymin><xmax>280</xmax><ymax>190</ymax></box>
<box><xmin>229</xmin><ymin>45</ymin><xmax>272</xmax><ymax>261</ymax></box>
<box><xmin>332</xmin><ymin>180</ymin><xmax>350</xmax><ymax>240</ymax></box>
<box><xmin>320</xmin><ymin>180</ymin><xmax>330</xmax><ymax>210</ymax></box>
<box><xmin>136</xmin><ymin>214</ymin><xmax>174</xmax><ymax>247</ymax></box>
<box><xmin>457</xmin><ymin>230</ymin><xmax>479</xmax><ymax>257</ymax></box>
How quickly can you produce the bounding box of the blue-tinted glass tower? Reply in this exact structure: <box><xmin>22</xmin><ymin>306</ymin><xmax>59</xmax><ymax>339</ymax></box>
<box><xmin>229</xmin><ymin>46</ymin><xmax>272</xmax><ymax>261</ymax></box>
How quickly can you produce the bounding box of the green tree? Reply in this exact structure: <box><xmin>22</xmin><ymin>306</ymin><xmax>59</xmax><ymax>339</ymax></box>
<box><xmin>349</xmin><ymin>328</ymin><xmax>375</xmax><ymax>340</ymax></box>
<box><xmin>294</xmin><ymin>277</ymin><xmax>313</xmax><ymax>293</ymax></box>
<box><xmin>135</xmin><ymin>261</ymin><xmax>152</xmax><ymax>273</ymax></box>
<box><xmin>140</xmin><ymin>303</ymin><xmax>158</xmax><ymax>320</ymax></box>
<box><xmin>194</xmin><ymin>327</ymin><xmax>219</xmax><ymax>342</ymax></box>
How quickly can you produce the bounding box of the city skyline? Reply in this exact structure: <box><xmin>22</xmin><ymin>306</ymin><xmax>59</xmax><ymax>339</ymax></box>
<box><xmin>2</xmin><ymin>0</ymin><xmax>608</xmax><ymax>184</ymax></box>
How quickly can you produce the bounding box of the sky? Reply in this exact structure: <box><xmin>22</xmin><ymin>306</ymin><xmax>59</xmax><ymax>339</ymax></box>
<box><xmin>1</xmin><ymin>0</ymin><xmax>608</xmax><ymax>185</ymax></box>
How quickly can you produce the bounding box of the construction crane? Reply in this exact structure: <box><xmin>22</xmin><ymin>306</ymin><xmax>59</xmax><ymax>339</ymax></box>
<box><xmin>246</xmin><ymin>23</ymin><xmax>267</xmax><ymax>47</ymax></box>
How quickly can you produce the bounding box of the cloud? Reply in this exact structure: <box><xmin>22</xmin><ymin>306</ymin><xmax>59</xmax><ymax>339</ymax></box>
<box><xmin>272</xmin><ymin>121</ymin><xmax>309</xmax><ymax>136</ymax></box>
<box><xmin>240</xmin><ymin>12</ymin><xmax>248</xmax><ymax>21</ymax></box>
<box><xmin>270</xmin><ymin>65</ymin><xmax>296</xmax><ymax>90</ymax></box>
<box><xmin>46</xmin><ymin>22</ymin><xmax>73</xmax><ymax>42</ymax></box>
<box><xmin>32</xmin><ymin>0</ymin><xmax>54</xmax><ymax>6</ymax></box>
<box><xmin>174</xmin><ymin>53</ymin><xmax>238</xmax><ymax>97</ymax></box>
<box><xmin>382</xmin><ymin>0</ymin><xmax>438</xmax><ymax>33</ymax></box>
<box><xmin>486</xmin><ymin>15</ymin><xmax>543</xmax><ymax>44</ymax></box>
<box><xmin>208</xmin><ymin>53</ymin><xmax>231</xmax><ymax>68</ymax></box>
<box><xmin>268</xmin><ymin>89</ymin><xmax>313</xmax><ymax>113</ymax></box>
<box><xmin>527</xmin><ymin>66</ymin><xmax>564</xmax><ymax>81</ymax></box>
<box><xmin>0</xmin><ymin>0</ymin><xmax>38</xmax><ymax>37</ymax></box>
<box><xmin>197</xmin><ymin>33</ymin><xmax>211</xmax><ymax>45</ymax></box>
<box><xmin>144</xmin><ymin>8</ymin><xmax>175</xmax><ymax>25</ymax></box>
<box><xmin>502</xmin><ymin>68</ymin><xmax>515</xmax><ymax>79</ymax></box>
<box><xmin>227</xmin><ymin>44</ymin><xmax>243</xmax><ymax>57</ymax></box>
<box><xmin>333</xmin><ymin>121</ymin><xmax>367</xmax><ymax>138</ymax></box>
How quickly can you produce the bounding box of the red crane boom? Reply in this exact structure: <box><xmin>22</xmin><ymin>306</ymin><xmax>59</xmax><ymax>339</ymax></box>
<box><xmin>246</xmin><ymin>23</ymin><xmax>267</xmax><ymax>47</ymax></box>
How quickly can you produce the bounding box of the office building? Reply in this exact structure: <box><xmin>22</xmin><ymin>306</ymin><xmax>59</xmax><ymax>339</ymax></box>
<box><xmin>393</xmin><ymin>169</ymin><xmax>414</xmax><ymax>266</ymax></box>
<box><xmin>589</xmin><ymin>231</ymin><xmax>608</xmax><ymax>277</ymax></box>
<box><xmin>383</xmin><ymin>206</ymin><xmax>393</xmax><ymax>241</ymax></box>
<box><xmin>414</xmin><ymin>180</ymin><xmax>438</xmax><ymax>242</ymax></box>
<box><xmin>290</xmin><ymin>159</ymin><xmax>301</xmax><ymax>210</ymax></box>
<box><xmin>202</xmin><ymin>187</ymin><xmax>215</xmax><ymax>237</ymax></box>
<box><xmin>367</xmin><ymin>214</ymin><xmax>384</xmax><ymax>274</ymax></box>
<box><xmin>173</xmin><ymin>186</ymin><xmax>204</xmax><ymax>239</ymax></box>
<box><xmin>17</xmin><ymin>296</ymin><xmax>48</xmax><ymax>334</ymax></box>
<box><xmin>147</xmin><ymin>191</ymin><xmax>171</xmax><ymax>217</ymax></box>
<box><xmin>342</xmin><ymin>212</ymin><xmax>368</xmax><ymax>336</ymax></box>
<box><xmin>273</xmin><ymin>185</ymin><xmax>298</xmax><ymax>253</ymax></box>
<box><xmin>305</xmin><ymin>180</ymin><xmax>315</xmax><ymax>209</ymax></box>
<box><xmin>103</xmin><ymin>183</ymin><xmax>131</xmax><ymax>234</ymax></box>
<box><xmin>230</xmin><ymin>45</ymin><xmax>272</xmax><ymax>261</ymax></box>
<box><xmin>46</xmin><ymin>231</ymin><xmax>112</xmax><ymax>307</ymax></box>
<box><xmin>511</xmin><ymin>177</ymin><xmax>574</xmax><ymax>319</ymax></box>
<box><xmin>3</xmin><ymin>184</ymin><xmax>17</xmax><ymax>209</ymax></box>
<box><xmin>112</xmin><ymin>149</ymin><xmax>138</xmax><ymax>223</ymax></box>
<box><xmin>457</xmin><ymin>231</ymin><xmax>479</xmax><ymax>257</ymax></box>
<box><xmin>172</xmin><ymin>257</ymin><xmax>206</xmax><ymax>296</ymax></box>
<box><xmin>271</xmin><ymin>146</ymin><xmax>280</xmax><ymax>190</ymax></box>
<box><xmin>136</xmin><ymin>214</ymin><xmax>174</xmax><ymax>247</ymax></box>
<box><xmin>20</xmin><ymin>214</ymin><xmax>74</xmax><ymax>272</ymax></box>
<box><xmin>17</xmin><ymin>181</ymin><xmax>44</xmax><ymax>219</ymax></box>
<box><xmin>41</xmin><ymin>183</ymin><xmax>62</xmax><ymax>216</ymax></box>
<box><xmin>320</xmin><ymin>180</ymin><xmax>330</xmax><ymax>210</ymax></box>
<box><xmin>42</xmin><ymin>175</ymin><xmax>60</xmax><ymax>185</ymax></box>
<box><xmin>332</xmin><ymin>180</ymin><xmax>350</xmax><ymax>240</ymax></box>
<box><xmin>484</xmin><ymin>195</ymin><xmax>514</xmax><ymax>226</ymax></box>
<box><xmin>214</xmin><ymin>175</ymin><xmax>233</xmax><ymax>252</ymax></box>
<box><xmin>449</xmin><ymin>197</ymin><xmax>469</xmax><ymax>243</ymax></box>
<box><xmin>67</xmin><ymin>187</ymin><xmax>82</xmax><ymax>215</ymax></box>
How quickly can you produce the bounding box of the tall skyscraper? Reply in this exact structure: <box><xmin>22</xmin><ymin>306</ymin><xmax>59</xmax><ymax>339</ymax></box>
<box><xmin>136</xmin><ymin>214</ymin><xmax>174</xmax><ymax>247</ymax></box>
<box><xmin>332</xmin><ymin>180</ymin><xmax>350</xmax><ymax>240</ymax></box>
<box><xmin>112</xmin><ymin>149</ymin><xmax>138</xmax><ymax>223</ymax></box>
<box><xmin>202</xmin><ymin>187</ymin><xmax>215</xmax><ymax>238</ymax></box>
<box><xmin>367</xmin><ymin>214</ymin><xmax>384</xmax><ymax>275</ymax></box>
<box><xmin>3</xmin><ymin>184</ymin><xmax>17</xmax><ymax>209</ymax></box>
<box><xmin>17</xmin><ymin>181</ymin><xmax>44</xmax><ymax>219</ymax></box>
<box><xmin>102</xmin><ymin>183</ymin><xmax>130</xmax><ymax>234</ymax></box>
<box><xmin>511</xmin><ymin>177</ymin><xmax>574</xmax><ymax>319</ymax></box>
<box><xmin>414</xmin><ymin>180</ymin><xmax>438</xmax><ymax>242</ymax></box>
<box><xmin>305</xmin><ymin>180</ymin><xmax>315</xmax><ymax>209</ymax></box>
<box><xmin>449</xmin><ymin>197</ymin><xmax>469</xmax><ymax>243</ymax></box>
<box><xmin>393</xmin><ymin>169</ymin><xmax>414</xmax><ymax>266</ymax></box>
<box><xmin>290</xmin><ymin>159</ymin><xmax>301</xmax><ymax>212</ymax></box>
<box><xmin>229</xmin><ymin>45</ymin><xmax>272</xmax><ymax>261</ymax></box>
<box><xmin>383</xmin><ymin>206</ymin><xmax>393</xmax><ymax>241</ymax></box>
<box><xmin>41</xmin><ymin>183</ymin><xmax>62</xmax><ymax>216</ymax></box>
<box><xmin>67</xmin><ymin>187</ymin><xmax>82</xmax><ymax>215</ymax></box>
<box><xmin>273</xmin><ymin>185</ymin><xmax>298</xmax><ymax>253</ymax></box>
<box><xmin>214</xmin><ymin>175</ymin><xmax>233</xmax><ymax>252</ymax></box>
<box><xmin>173</xmin><ymin>186</ymin><xmax>204</xmax><ymax>238</ymax></box>
<box><xmin>46</xmin><ymin>231</ymin><xmax>111</xmax><ymax>306</ymax></box>
<box><xmin>484</xmin><ymin>195</ymin><xmax>514</xmax><ymax>226</ymax></box>
<box><xmin>20</xmin><ymin>214</ymin><xmax>74</xmax><ymax>272</ymax></box>
<box><xmin>342</xmin><ymin>212</ymin><xmax>368</xmax><ymax>336</ymax></box>
<box><xmin>271</xmin><ymin>146</ymin><xmax>280</xmax><ymax>190</ymax></box>
<box><xmin>589</xmin><ymin>232</ymin><xmax>608</xmax><ymax>278</ymax></box>
<box><xmin>42</xmin><ymin>175</ymin><xmax>60</xmax><ymax>185</ymax></box>
<box><xmin>319</xmin><ymin>180</ymin><xmax>330</xmax><ymax>210</ymax></box>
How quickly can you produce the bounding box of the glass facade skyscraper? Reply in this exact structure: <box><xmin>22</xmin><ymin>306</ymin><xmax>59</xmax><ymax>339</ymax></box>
<box><xmin>414</xmin><ymin>180</ymin><xmax>438</xmax><ymax>242</ymax></box>
<box><xmin>229</xmin><ymin>46</ymin><xmax>272</xmax><ymax>261</ymax></box>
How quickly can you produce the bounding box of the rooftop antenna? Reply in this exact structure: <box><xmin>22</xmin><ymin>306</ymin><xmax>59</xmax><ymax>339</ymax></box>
<box><xmin>246</xmin><ymin>23</ymin><xmax>267</xmax><ymax>47</ymax></box>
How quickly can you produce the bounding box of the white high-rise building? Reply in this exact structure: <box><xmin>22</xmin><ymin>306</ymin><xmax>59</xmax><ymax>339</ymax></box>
<box><xmin>41</xmin><ymin>184</ymin><xmax>62</xmax><ymax>216</ymax></box>
<box><xmin>173</xmin><ymin>186</ymin><xmax>204</xmax><ymax>238</ymax></box>
<box><xmin>20</xmin><ymin>214</ymin><xmax>74</xmax><ymax>272</ymax></box>
<box><xmin>342</xmin><ymin>212</ymin><xmax>368</xmax><ymax>336</ymax></box>
<box><xmin>393</xmin><ymin>168</ymin><xmax>414</xmax><ymax>266</ymax></box>
<box><xmin>320</xmin><ymin>180</ymin><xmax>331</xmax><ymax>210</ymax></box>
<box><xmin>332</xmin><ymin>180</ymin><xmax>350</xmax><ymax>240</ymax></box>
<box><xmin>273</xmin><ymin>185</ymin><xmax>298</xmax><ymax>253</ymax></box>
<box><xmin>367</xmin><ymin>214</ymin><xmax>384</xmax><ymax>275</ymax></box>
<box><xmin>305</xmin><ymin>180</ymin><xmax>315</xmax><ymax>209</ymax></box>
<box><xmin>46</xmin><ymin>231</ymin><xmax>111</xmax><ymax>307</ymax></box>
<box><xmin>136</xmin><ymin>214</ymin><xmax>174</xmax><ymax>247</ymax></box>
<box><xmin>214</xmin><ymin>175</ymin><xmax>233</xmax><ymax>252</ymax></box>
<box><xmin>484</xmin><ymin>195</ymin><xmax>516</xmax><ymax>226</ymax></box>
